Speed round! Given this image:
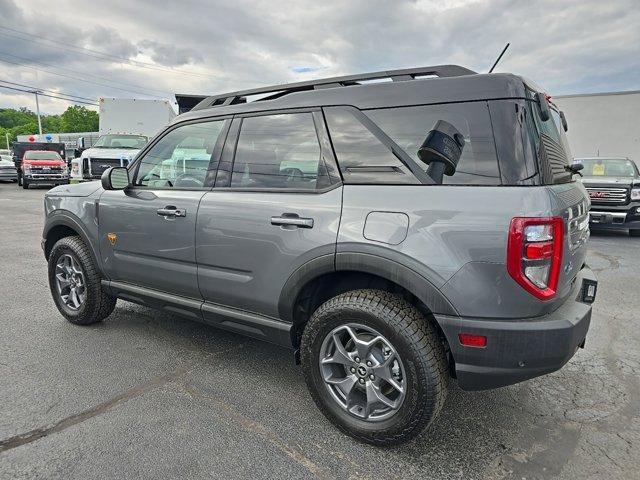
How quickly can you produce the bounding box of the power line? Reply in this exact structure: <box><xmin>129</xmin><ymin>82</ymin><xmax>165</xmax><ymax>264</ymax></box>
<box><xmin>0</xmin><ymin>50</ymin><xmax>174</xmax><ymax>96</ymax></box>
<box><xmin>0</xmin><ymin>84</ymin><xmax>98</xmax><ymax>106</ymax></box>
<box><xmin>0</xmin><ymin>78</ymin><xmax>96</xmax><ymax>102</ymax></box>
<box><xmin>0</xmin><ymin>26</ymin><xmax>218</xmax><ymax>79</ymax></box>
<box><xmin>0</xmin><ymin>55</ymin><xmax>169</xmax><ymax>99</ymax></box>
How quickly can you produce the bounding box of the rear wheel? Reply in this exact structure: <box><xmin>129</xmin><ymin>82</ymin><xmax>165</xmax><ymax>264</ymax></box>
<box><xmin>300</xmin><ymin>289</ymin><xmax>448</xmax><ymax>446</ymax></box>
<box><xmin>48</xmin><ymin>236</ymin><xmax>116</xmax><ymax>325</ymax></box>
<box><xmin>630</xmin><ymin>230</ymin><xmax>640</xmax><ymax>237</ymax></box>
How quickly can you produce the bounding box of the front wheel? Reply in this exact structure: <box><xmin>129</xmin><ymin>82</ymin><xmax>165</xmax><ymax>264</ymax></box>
<box><xmin>22</xmin><ymin>180</ymin><xmax>29</xmax><ymax>189</ymax></box>
<box><xmin>630</xmin><ymin>230</ymin><xmax>640</xmax><ymax>237</ymax></box>
<box><xmin>48</xmin><ymin>236</ymin><xmax>116</xmax><ymax>325</ymax></box>
<box><xmin>300</xmin><ymin>290</ymin><xmax>448</xmax><ymax>446</ymax></box>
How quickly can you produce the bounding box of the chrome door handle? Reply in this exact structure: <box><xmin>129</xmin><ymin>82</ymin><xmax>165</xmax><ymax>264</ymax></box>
<box><xmin>271</xmin><ymin>214</ymin><xmax>314</xmax><ymax>228</ymax></box>
<box><xmin>157</xmin><ymin>206</ymin><xmax>187</xmax><ymax>218</ymax></box>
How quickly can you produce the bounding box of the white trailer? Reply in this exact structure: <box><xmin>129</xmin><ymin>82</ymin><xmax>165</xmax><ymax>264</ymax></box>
<box><xmin>99</xmin><ymin>97</ymin><xmax>176</xmax><ymax>137</ymax></box>
<box><xmin>554</xmin><ymin>90</ymin><xmax>640</xmax><ymax>164</ymax></box>
<box><xmin>71</xmin><ymin>98</ymin><xmax>176</xmax><ymax>182</ymax></box>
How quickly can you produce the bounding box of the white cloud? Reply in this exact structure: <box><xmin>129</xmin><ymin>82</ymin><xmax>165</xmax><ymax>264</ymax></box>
<box><xmin>0</xmin><ymin>0</ymin><xmax>638</xmax><ymax>114</ymax></box>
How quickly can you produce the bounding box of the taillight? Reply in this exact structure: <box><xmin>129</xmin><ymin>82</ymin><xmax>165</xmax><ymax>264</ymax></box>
<box><xmin>507</xmin><ymin>217</ymin><xmax>564</xmax><ymax>300</ymax></box>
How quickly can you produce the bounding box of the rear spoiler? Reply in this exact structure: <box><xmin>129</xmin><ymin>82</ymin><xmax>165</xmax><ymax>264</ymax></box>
<box><xmin>175</xmin><ymin>94</ymin><xmax>207</xmax><ymax>114</ymax></box>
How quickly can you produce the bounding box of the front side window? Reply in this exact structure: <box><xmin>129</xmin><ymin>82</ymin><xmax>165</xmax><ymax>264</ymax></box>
<box><xmin>135</xmin><ymin>121</ymin><xmax>225</xmax><ymax>189</ymax></box>
<box><xmin>231</xmin><ymin>113</ymin><xmax>328</xmax><ymax>190</ymax></box>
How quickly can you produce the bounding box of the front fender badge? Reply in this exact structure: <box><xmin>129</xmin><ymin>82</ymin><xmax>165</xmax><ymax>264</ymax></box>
<box><xmin>107</xmin><ymin>233</ymin><xmax>117</xmax><ymax>246</ymax></box>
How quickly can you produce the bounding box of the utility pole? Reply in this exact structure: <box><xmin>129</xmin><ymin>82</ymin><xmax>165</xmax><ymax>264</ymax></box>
<box><xmin>5</xmin><ymin>132</ymin><xmax>9</xmax><ymax>150</ymax></box>
<box><xmin>34</xmin><ymin>90</ymin><xmax>43</xmax><ymax>137</ymax></box>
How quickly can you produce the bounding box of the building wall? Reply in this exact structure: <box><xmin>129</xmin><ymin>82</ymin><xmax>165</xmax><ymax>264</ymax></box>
<box><xmin>554</xmin><ymin>91</ymin><xmax>640</xmax><ymax>162</ymax></box>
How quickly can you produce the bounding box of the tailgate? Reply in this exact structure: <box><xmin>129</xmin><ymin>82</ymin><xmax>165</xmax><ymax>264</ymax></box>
<box><xmin>548</xmin><ymin>182</ymin><xmax>590</xmax><ymax>300</ymax></box>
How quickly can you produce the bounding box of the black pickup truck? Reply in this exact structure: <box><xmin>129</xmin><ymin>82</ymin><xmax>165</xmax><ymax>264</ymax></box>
<box><xmin>577</xmin><ymin>157</ymin><xmax>640</xmax><ymax>236</ymax></box>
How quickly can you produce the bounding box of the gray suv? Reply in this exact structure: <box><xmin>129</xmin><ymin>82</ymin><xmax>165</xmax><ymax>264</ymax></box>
<box><xmin>43</xmin><ymin>65</ymin><xmax>597</xmax><ymax>445</ymax></box>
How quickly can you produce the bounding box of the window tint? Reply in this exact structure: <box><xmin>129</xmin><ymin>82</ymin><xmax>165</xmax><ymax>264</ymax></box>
<box><xmin>135</xmin><ymin>121</ymin><xmax>225</xmax><ymax>189</ymax></box>
<box><xmin>231</xmin><ymin>113</ymin><xmax>327</xmax><ymax>190</ymax></box>
<box><xmin>365</xmin><ymin>103</ymin><xmax>501</xmax><ymax>185</ymax></box>
<box><xmin>324</xmin><ymin>108</ymin><xmax>419</xmax><ymax>184</ymax></box>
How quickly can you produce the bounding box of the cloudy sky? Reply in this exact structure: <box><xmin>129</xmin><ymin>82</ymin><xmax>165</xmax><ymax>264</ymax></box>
<box><xmin>0</xmin><ymin>0</ymin><xmax>638</xmax><ymax>114</ymax></box>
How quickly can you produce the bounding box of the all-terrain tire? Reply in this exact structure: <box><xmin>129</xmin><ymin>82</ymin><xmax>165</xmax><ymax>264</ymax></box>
<box><xmin>48</xmin><ymin>236</ymin><xmax>116</xmax><ymax>325</ymax></box>
<box><xmin>300</xmin><ymin>289</ymin><xmax>448</xmax><ymax>446</ymax></box>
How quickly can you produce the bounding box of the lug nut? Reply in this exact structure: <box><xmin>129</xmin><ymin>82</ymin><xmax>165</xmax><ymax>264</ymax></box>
<box><xmin>358</xmin><ymin>378</ymin><xmax>365</xmax><ymax>384</ymax></box>
<box><xmin>354</xmin><ymin>357</ymin><xmax>361</xmax><ymax>363</ymax></box>
<box><xmin>366</xmin><ymin>360</ymin><xmax>373</xmax><ymax>367</ymax></box>
<box><xmin>350</xmin><ymin>367</ymin><xmax>356</xmax><ymax>373</ymax></box>
<box><xmin>369</xmin><ymin>374</ymin><xmax>375</xmax><ymax>380</ymax></box>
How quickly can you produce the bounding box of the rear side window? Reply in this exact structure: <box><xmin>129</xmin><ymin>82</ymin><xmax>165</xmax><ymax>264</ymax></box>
<box><xmin>324</xmin><ymin>108</ymin><xmax>420</xmax><ymax>184</ymax></box>
<box><xmin>231</xmin><ymin>113</ymin><xmax>330</xmax><ymax>190</ymax></box>
<box><xmin>365</xmin><ymin>103</ymin><xmax>501</xmax><ymax>185</ymax></box>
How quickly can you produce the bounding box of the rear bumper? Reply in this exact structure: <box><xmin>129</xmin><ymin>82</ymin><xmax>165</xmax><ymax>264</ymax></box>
<box><xmin>0</xmin><ymin>171</ymin><xmax>17</xmax><ymax>180</ymax></box>
<box><xmin>436</xmin><ymin>266</ymin><xmax>596</xmax><ymax>390</ymax></box>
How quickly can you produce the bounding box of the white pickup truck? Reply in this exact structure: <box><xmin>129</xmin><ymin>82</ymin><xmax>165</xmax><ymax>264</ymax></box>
<box><xmin>71</xmin><ymin>98</ymin><xmax>176</xmax><ymax>182</ymax></box>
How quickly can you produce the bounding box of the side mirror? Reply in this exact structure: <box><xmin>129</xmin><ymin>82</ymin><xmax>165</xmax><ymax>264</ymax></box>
<box><xmin>536</xmin><ymin>92</ymin><xmax>551</xmax><ymax>121</ymax></box>
<box><xmin>75</xmin><ymin>137</ymin><xmax>86</xmax><ymax>156</ymax></box>
<box><xmin>417</xmin><ymin>120</ymin><xmax>465</xmax><ymax>184</ymax></box>
<box><xmin>101</xmin><ymin>166</ymin><xmax>130</xmax><ymax>190</ymax></box>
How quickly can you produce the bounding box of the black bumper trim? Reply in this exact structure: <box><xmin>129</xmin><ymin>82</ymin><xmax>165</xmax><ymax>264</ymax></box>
<box><xmin>436</xmin><ymin>266</ymin><xmax>596</xmax><ymax>390</ymax></box>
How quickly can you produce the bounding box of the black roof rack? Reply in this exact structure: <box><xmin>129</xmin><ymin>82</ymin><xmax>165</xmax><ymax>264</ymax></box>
<box><xmin>176</xmin><ymin>65</ymin><xmax>476</xmax><ymax>113</ymax></box>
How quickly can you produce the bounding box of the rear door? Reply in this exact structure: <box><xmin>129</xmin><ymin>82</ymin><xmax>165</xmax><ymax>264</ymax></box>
<box><xmin>196</xmin><ymin>110</ymin><xmax>342</xmax><ymax>319</ymax></box>
<box><xmin>98</xmin><ymin>119</ymin><xmax>229</xmax><ymax>299</ymax></box>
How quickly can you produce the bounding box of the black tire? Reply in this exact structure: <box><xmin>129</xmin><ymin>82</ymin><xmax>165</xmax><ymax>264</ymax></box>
<box><xmin>22</xmin><ymin>180</ymin><xmax>29</xmax><ymax>189</ymax></box>
<box><xmin>48</xmin><ymin>236</ymin><xmax>116</xmax><ymax>325</ymax></box>
<box><xmin>300</xmin><ymin>289</ymin><xmax>448</xmax><ymax>446</ymax></box>
<box><xmin>630</xmin><ymin>230</ymin><xmax>640</xmax><ymax>237</ymax></box>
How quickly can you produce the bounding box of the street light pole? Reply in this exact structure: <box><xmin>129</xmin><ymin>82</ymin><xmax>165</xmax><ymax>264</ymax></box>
<box><xmin>5</xmin><ymin>132</ymin><xmax>9</xmax><ymax>150</ymax></box>
<box><xmin>34</xmin><ymin>90</ymin><xmax>43</xmax><ymax>137</ymax></box>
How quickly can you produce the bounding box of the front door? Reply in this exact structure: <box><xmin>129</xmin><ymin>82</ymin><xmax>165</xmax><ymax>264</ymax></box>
<box><xmin>196</xmin><ymin>111</ymin><xmax>343</xmax><ymax>319</ymax></box>
<box><xmin>98</xmin><ymin>118</ymin><xmax>229</xmax><ymax>299</ymax></box>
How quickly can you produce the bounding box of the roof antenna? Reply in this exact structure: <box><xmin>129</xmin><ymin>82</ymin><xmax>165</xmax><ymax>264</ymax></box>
<box><xmin>488</xmin><ymin>43</ymin><xmax>510</xmax><ymax>73</ymax></box>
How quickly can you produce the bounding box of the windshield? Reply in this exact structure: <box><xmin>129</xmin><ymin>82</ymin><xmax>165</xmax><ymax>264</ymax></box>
<box><xmin>94</xmin><ymin>134</ymin><xmax>148</xmax><ymax>149</ymax></box>
<box><xmin>24</xmin><ymin>151</ymin><xmax>61</xmax><ymax>160</ymax></box>
<box><xmin>577</xmin><ymin>158</ymin><xmax>638</xmax><ymax>178</ymax></box>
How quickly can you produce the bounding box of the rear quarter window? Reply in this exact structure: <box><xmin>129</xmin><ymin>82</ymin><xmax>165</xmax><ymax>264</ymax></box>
<box><xmin>364</xmin><ymin>102</ymin><xmax>501</xmax><ymax>185</ymax></box>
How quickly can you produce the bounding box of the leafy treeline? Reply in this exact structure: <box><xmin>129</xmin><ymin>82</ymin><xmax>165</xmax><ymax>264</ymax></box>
<box><xmin>0</xmin><ymin>106</ymin><xmax>98</xmax><ymax>145</ymax></box>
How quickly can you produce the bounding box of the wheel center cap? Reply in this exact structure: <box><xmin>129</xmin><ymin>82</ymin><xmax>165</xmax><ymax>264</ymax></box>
<box><xmin>357</xmin><ymin>365</ymin><xmax>367</xmax><ymax>377</ymax></box>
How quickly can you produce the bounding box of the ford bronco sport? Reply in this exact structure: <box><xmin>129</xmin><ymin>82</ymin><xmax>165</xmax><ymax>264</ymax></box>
<box><xmin>43</xmin><ymin>65</ymin><xmax>596</xmax><ymax>445</ymax></box>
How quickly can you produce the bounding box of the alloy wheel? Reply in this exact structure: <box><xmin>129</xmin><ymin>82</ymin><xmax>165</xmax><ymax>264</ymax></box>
<box><xmin>319</xmin><ymin>323</ymin><xmax>406</xmax><ymax>422</ymax></box>
<box><xmin>55</xmin><ymin>254</ymin><xmax>86</xmax><ymax>310</ymax></box>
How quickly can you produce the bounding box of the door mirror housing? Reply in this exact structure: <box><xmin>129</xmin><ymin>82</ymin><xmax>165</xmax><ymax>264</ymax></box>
<box><xmin>101</xmin><ymin>166</ymin><xmax>130</xmax><ymax>190</ymax></box>
<box><xmin>76</xmin><ymin>136</ymin><xmax>85</xmax><ymax>151</ymax></box>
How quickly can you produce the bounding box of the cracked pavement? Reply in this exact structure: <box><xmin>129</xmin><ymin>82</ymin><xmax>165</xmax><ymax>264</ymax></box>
<box><xmin>1</xmin><ymin>185</ymin><xmax>638</xmax><ymax>479</ymax></box>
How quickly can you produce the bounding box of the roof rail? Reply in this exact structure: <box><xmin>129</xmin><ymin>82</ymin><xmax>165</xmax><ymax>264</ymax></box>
<box><xmin>181</xmin><ymin>65</ymin><xmax>476</xmax><ymax>113</ymax></box>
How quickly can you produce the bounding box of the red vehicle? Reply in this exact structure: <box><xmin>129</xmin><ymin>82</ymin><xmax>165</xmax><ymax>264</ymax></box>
<box><xmin>20</xmin><ymin>150</ymin><xmax>69</xmax><ymax>189</ymax></box>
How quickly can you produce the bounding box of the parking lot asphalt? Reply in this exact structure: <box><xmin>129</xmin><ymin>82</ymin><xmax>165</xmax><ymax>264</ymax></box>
<box><xmin>0</xmin><ymin>183</ymin><xmax>638</xmax><ymax>480</ymax></box>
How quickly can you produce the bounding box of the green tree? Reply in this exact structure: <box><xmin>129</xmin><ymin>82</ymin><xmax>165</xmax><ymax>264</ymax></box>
<box><xmin>0</xmin><ymin>108</ymin><xmax>37</xmax><ymax>129</ymax></box>
<box><xmin>60</xmin><ymin>106</ymin><xmax>99</xmax><ymax>133</ymax></box>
